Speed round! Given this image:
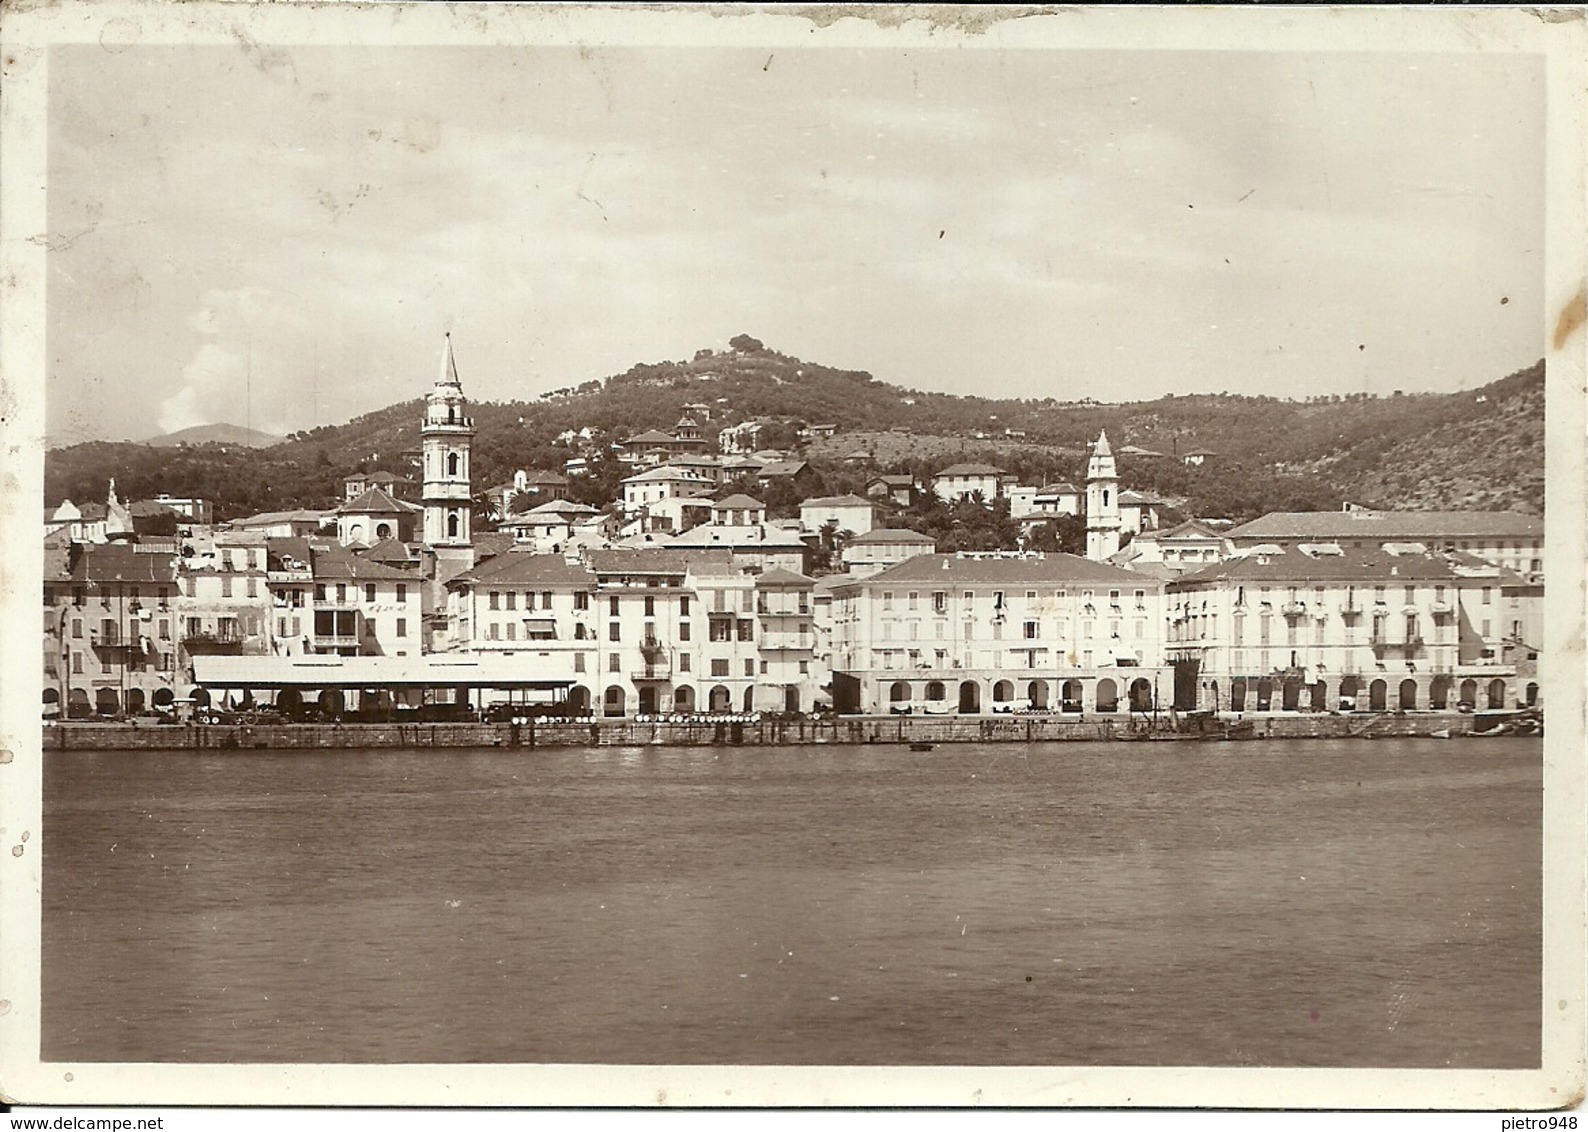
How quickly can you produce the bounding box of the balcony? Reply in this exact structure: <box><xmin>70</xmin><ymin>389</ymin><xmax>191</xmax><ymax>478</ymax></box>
<box><xmin>1430</xmin><ymin>601</ymin><xmax>1454</xmax><ymax>616</ymax></box>
<box><xmin>1281</xmin><ymin>601</ymin><xmax>1306</xmax><ymax>617</ymax></box>
<box><xmin>631</xmin><ymin>662</ymin><xmax>672</xmax><ymax>681</ymax></box>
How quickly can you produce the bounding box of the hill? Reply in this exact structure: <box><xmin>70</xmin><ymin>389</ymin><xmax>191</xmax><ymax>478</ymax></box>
<box><xmin>143</xmin><ymin>423</ymin><xmax>284</xmax><ymax>448</ymax></box>
<box><xmin>44</xmin><ymin>339</ymin><xmax>1544</xmax><ymax>524</ymax></box>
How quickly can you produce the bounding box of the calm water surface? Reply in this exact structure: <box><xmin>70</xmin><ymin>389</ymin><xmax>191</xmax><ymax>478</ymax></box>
<box><xmin>43</xmin><ymin>738</ymin><xmax>1541</xmax><ymax>1066</ymax></box>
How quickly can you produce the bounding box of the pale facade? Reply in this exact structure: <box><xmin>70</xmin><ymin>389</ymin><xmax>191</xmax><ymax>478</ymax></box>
<box><xmin>445</xmin><ymin>548</ymin><xmax>825</xmax><ymax>716</ymax></box>
<box><xmin>827</xmin><ymin>552</ymin><xmax>1169</xmax><ymax>716</ymax></box>
<box><xmin>799</xmin><ymin>494</ymin><xmax>878</xmax><ymax>538</ymax></box>
<box><xmin>1165</xmin><ymin>545</ymin><xmax>1536</xmax><ymax>711</ymax></box>
<box><xmin>932</xmin><ymin>463</ymin><xmax>1010</xmax><ymax>504</ymax></box>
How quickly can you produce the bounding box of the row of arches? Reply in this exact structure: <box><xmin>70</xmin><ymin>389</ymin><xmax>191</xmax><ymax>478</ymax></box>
<box><xmin>599</xmin><ymin>684</ymin><xmax>803</xmax><ymax>716</ymax></box>
<box><xmin>882</xmin><ymin>676</ymin><xmax>1155</xmax><ymax>714</ymax></box>
<box><xmin>45</xmin><ymin>686</ymin><xmax>177</xmax><ymax>717</ymax></box>
<box><xmin>1218</xmin><ymin>675</ymin><xmax>1535</xmax><ymax>712</ymax></box>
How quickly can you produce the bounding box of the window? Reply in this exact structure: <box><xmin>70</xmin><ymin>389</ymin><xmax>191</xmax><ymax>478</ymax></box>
<box><xmin>644</xmin><ymin>596</ymin><xmax>655</xmax><ymax>617</ymax></box>
<box><xmin>488</xmin><ymin>624</ymin><xmax>500</xmax><ymax>641</ymax></box>
<box><xmin>221</xmin><ymin>576</ymin><xmax>232</xmax><ymax>598</ymax></box>
<box><xmin>504</xmin><ymin>591</ymin><xmax>516</xmax><ymax>611</ymax></box>
<box><xmin>738</xmin><ymin>621</ymin><xmax>753</xmax><ymax>641</ymax></box>
<box><xmin>933</xmin><ymin>591</ymin><xmax>946</xmax><ymax>613</ymax></box>
<box><xmin>1482</xmin><ymin>587</ymin><xmax>1492</xmax><ymax>605</ymax></box>
<box><xmin>745</xmin><ymin>658</ymin><xmax>755</xmax><ymax>676</ymax></box>
<box><xmin>541</xmin><ymin>592</ymin><xmax>552</xmax><ymax>609</ymax></box>
<box><xmin>679</xmin><ymin>622</ymin><xmax>691</xmax><ymax>642</ymax></box>
<box><xmin>760</xmin><ymin>660</ymin><xmax>769</xmax><ymax>674</ymax></box>
<box><xmin>711</xmin><ymin>658</ymin><xmax>729</xmax><ymax>677</ymax></box>
<box><xmin>609</xmin><ymin>622</ymin><xmax>621</xmax><ymax>642</ymax></box>
<box><xmin>799</xmin><ymin>660</ymin><xmax>809</xmax><ymax>674</ymax></box>
<box><xmin>396</xmin><ymin>618</ymin><xmax>407</xmax><ymax>638</ymax></box>
<box><xmin>907</xmin><ymin>592</ymin><xmax>918</xmax><ymax>610</ymax></box>
<box><xmin>574</xmin><ymin>653</ymin><xmax>586</xmax><ymax>672</ymax></box>
<box><xmin>1024</xmin><ymin>621</ymin><xmax>1039</xmax><ymax>639</ymax></box>
<box><xmin>680</xmin><ymin>596</ymin><xmax>690</xmax><ymax>616</ymax></box>
<box><xmin>72</xmin><ymin>653</ymin><xmax>82</xmax><ymax>674</ymax></box>
<box><xmin>73</xmin><ymin>586</ymin><xmax>84</xmax><ymax>606</ymax></box>
<box><xmin>610</xmin><ymin>596</ymin><xmax>620</xmax><ymax>616</ymax></box>
<box><xmin>489</xmin><ymin>592</ymin><xmax>500</xmax><ymax>610</ymax></box>
<box><xmin>187</xmin><ymin>617</ymin><xmax>202</xmax><ymax>637</ymax></box>
<box><xmin>1481</xmin><ymin>619</ymin><xmax>1491</xmax><ymax>637</ymax></box>
<box><xmin>575</xmin><ymin>592</ymin><xmax>589</xmax><ymax>611</ymax></box>
<box><xmin>609</xmin><ymin>653</ymin><xmax>621</xmax><ymax>672</ymax></box>
<box><xmin>158</xmin><ymin>618</ymin><xmax>169</xmax><ymax>640</ymax></box>
<box><xmin>336</xmin><ymin>583</ymin><xmax>347</xmax><ymax>604</ymax></box>
<box><xmin>365</xmin><ymin>583</ymin><xmax>377</xmax><ymax>604</ymax></box>
<box><xmin>882</xmin><ymin>592</ymin><xmax>894</xmax><ymax>611</ymax></box>
<box><xmin>679</xmin><ymin>653</ymin><xmax>691</xmax><ymax>672</ymax></box>
<box><xmin>72</xmin><ymin>619</ymin><xmax>82</xmax><ymax>638</ymax></box>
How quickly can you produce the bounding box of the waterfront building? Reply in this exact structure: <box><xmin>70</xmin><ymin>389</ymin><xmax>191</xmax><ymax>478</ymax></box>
<box><xmin>443</xmin><ymin>547</ymin><xmax>825</xmax><ymax>716</ymax></box>
<box><xmin>1085</xmin><ymin>431</ymin><xmax>1122</xmax><ymax>562</ymax></box>
<box><xmin>174</xmin><ymin>530</ymin><xmax>272</xmax><ymax>686</ymax></box>
<box><xmin>1164</xmin><ymin>543</ymin><xmax>1539</xmax><ymax>712</ymax></box>
<box><xmin>264</xmin><ymin>538</ymin><xmax>419</xmax><ymax>657</ymax></box>
<box><xmin>826</xmin><ymin>552</ymin><xmax>1170</xmax><ymax>716</ymax></box>
<box><xmin>1224</xmin><ymin>509</ymin><xmax>1543</xmax><ymax>580</ymax></box>
<box><xmin>43</xmin><ymin>542</ymin><xmax>181</xmax><ymax>718</ymax></box>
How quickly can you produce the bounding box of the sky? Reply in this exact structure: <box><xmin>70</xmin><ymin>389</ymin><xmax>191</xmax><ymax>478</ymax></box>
<box><xmin>44</xmin><ymin>39</ymin><xmax>1545</xmax><ymax>445</ymax></box>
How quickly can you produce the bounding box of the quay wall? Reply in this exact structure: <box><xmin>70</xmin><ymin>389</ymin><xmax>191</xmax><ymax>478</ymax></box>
<box><xmin>44</xmin><ymin>712</ymin><xmax>1490</xmax><ymax>751</ymax></box>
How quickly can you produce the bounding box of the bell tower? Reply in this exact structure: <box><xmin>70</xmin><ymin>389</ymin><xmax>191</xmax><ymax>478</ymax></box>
<box><xmin>1085</xmin><ymin>429</ymin><xmax>1121</xmax><ymax>561</ymax></box>
<box><xmin>421</xmin><ymin>333</ymin><xmax>475</xmax><ymax>549</ymax></box>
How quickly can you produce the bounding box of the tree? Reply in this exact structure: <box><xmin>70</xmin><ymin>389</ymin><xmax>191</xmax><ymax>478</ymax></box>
<box><xmin>729</xmin><ymin>334</ymin><xmax>765</xmax><ymax>354</ymax></box>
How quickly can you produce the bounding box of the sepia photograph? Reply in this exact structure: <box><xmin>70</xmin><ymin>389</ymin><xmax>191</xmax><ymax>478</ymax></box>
<box><xmin>0</xmin><ymin>0</ymin><xmax>1583</xmax><ymax>1112</ymax></box>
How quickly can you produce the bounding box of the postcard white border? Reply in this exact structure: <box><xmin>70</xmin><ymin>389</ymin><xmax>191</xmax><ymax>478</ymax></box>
<box><xmin>1</xmin><ymin>1</ymin><xmax>1583</xmax><ymax>1109</ymax></box>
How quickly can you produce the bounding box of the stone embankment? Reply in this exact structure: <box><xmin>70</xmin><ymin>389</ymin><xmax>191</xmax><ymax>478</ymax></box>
<box><xmin>45</xmin><ymin>711</ymin><xmax>1494</xmax><ymax>751</ymax></box>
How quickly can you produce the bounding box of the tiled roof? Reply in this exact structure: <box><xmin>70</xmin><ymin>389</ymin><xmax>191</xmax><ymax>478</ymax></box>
<box><xmin>66</xmin><ymin>543</ymin><xmax>178</xmax><ymax>584</ymax></box>
<box><xmin>801</xmin><ymin>494</ymin><xmax>875</xmax><ymax>508</ymax></box>
<box><xmin>128</xmin><ymin>499</ymin><xmax>180</xmax><ymax>517</ymax></box>
<box><xmin>586</xmin><ymin>547</ymin><xmax>735</xmax><ymax>575</ymax></box>
<box><xmin>622</xmin><ymin>466</ymin><xmax>711</xmax><ymax>484</ymax></box>
<box><xmin>870</xmin><ymin>475</ymin><xmax>914</xmax><ymax>485</ymax></box>
<box><xmin>233</xmin><ymin>509</ymin><xmax>334</xmax><ymax>527</ymax></box>
<box><xmin>362</xmin><ymin>538</ymin><xmax>418</xmax><ymax>565</ymax></box>
<box><xmin>310</xmin><ymin>546</ymin><xmax>416</xmax><ymax>581</ymax></box>
<box><xmin>864</xmin><ymin>552</ymin><xmax>1159</xmax><ymax>586</ymax></box>
<box><xmin>339</xmin><ymin>486</ymin><xmax>414</xmax><ymax>515</ymax></box>
<box><xmin>758</xmin><ymin>460</ymin><xmax>808</xmax><ymax>477</ymax></box>
<box><xmin>755</xmin><ymin>567</ymin><xmax>815</xmax><ymax>587</ymax></box>
<box><xmin>667</xmin><ymin>525</ymin><xmax>807</xmax><ymax>550</ymax></box>
<box><xmin>934</xmin><ymin>463</ymin><xmax>1006</xmax><ymax>477</ymax></box>
<box><xmin>624</xmin><ymin>429</ymin><xmax>677</xmax><ymax>445</ymax></box>
<box><xmin>454</xmin><ymin>551</ymin><xmax>596</xmax><ymax>588</ymax></box>
<box><xmin>523</xmin><ymin>499</ymin><xmax>600</xmax><ymax>516</ymax></box>
<box><xmin>713</xmin><ymin>493</ymin><xmax>765</xmax><ymax>509</ymax></box>
<box><xmin>1170</xmin><ymin>546</ymin><xmax>1477</xmax><ymax>587</ymax></box>
<box><xmin>1226</xmin><ymin>510</ymin><xmax>1542</xmax><ymax>542</ymax></box>
<box><xmin>1119</xmin><ymin>490</ymin><xmax>1164</xmax><ymax>506</ymax></box>
<box><xmin>1035</xmin><ymin>483</ymin><xmax>1080</xmax><ymax>495</ymax></box>
<box><xmin>1130</xmin><ymin>518</ymin><xmax>1226</xmax><ymax>542</ymax></box>
<box><xmin>848</xmin><ymin>528</ymin><xmax>935</xmax><ymax>545</ymax></box>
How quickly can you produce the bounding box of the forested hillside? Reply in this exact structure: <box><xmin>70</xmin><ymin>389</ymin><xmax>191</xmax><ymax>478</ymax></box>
<box><xmin>44</xmin><ymin>337</ymin><xmax>1544</xmax><ymax>523</ymax></box>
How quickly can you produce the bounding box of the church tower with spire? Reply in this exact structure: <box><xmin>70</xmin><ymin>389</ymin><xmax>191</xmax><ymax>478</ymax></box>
<box><xmin>421</xmin><ymin>333</ymin><xmax>475</xmax><ymax>550</ymax></box>
<box><xmin>1085</xmin><ymin>429</ymin><xmax>1121</xmax><ymax>561</ymax></box>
